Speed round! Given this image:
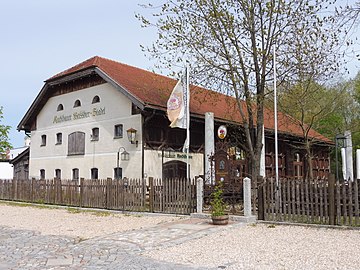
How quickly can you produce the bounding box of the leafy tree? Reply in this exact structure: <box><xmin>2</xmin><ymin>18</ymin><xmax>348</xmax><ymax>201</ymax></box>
<box><xmin>318</xmin><ymin>74</ymin><xmax>360</xmax><ymax>144</ymax></box>
<box><xmin>138</xmin><ymin>0</ymin><xmax>346</xmax><ymax>181</ymax></box>
<box><xmin>0</xmin><ymin>106</ymin><xmax>11</xmax><ymax>159</ymax></box>
<box><xmin>314</xmin><ymin>75</ymin><xmax>360</xmax><ymax>175</ymax></box>
<box><xmin>278</xmin><ymin>81</ymin><xmax>346</xmax><ymax>179</ymax></box>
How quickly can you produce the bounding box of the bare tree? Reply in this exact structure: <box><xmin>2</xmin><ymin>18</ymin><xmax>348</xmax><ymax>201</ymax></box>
<box><xmin>138</xmin><ymin>0</ymin><xmax>346</xmax><ymax>181</ymax></box>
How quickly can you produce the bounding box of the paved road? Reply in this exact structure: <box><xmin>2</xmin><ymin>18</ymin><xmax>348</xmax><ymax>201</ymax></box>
<box><xmin>0</xmin><ymin>218</ymin><xmax>244</xmax><ymax>269</ymax></box>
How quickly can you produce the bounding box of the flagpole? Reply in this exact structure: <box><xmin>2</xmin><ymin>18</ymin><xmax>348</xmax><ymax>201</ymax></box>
<box><xmin>186</xmin><ymin>66</ymin><xmax>190</xmax><ymax>180</ymax></box>
<box><xmin>274</xmin><ymin>43</ymin><xmax>279</xmax><ymax>188</ymax></box>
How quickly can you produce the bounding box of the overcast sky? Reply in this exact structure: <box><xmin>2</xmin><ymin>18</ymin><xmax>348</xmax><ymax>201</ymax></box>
<box><xmin>1</xmin><ymin>0</ymin><xmax>359</xmax><ymax>148</ymax></box>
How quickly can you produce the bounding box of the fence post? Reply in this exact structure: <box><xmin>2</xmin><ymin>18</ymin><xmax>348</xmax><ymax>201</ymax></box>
<box><xmin>244</xmin><ymin>177</ymin><xmax>252</xmax><ymax>217</ymax></box>
<box><xmin>196</xmin><ymin>177</ymin><xmax>204</xmax><ymax>213</ymax></box>
<box><xmin>79</xmin><ymin>178</ymin><xmax>84</xmax><ymax>208</ymax></box>
<box><xmin>149</xmin><ymin>177</ymin><xmax>154</xmax><ymax>212</ymax></box>
<box><xmin>106</xmin><ymin>178</ymin><xmax>112</xmax><ymax>209</ymax></box>
<box><xmin>328</xmin><ymin>174</ymin><xmax>335</xmax><ymax>225</ymax></box>
<box><xmin>31</xmin><ymin>178</ymin><xmax>34</xmax><ymax>202</ymax></box>
<box><xmin>257</xmin><ymin>176</ymin><xmax>265</xmax><ymax>220</ymax></box>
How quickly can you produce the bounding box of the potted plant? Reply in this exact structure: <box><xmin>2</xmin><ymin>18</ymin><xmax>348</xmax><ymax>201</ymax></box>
<box><xmin>210</xmin><ymin>182</ymin><xmax>229</xmax><ymax>225</ymax></box>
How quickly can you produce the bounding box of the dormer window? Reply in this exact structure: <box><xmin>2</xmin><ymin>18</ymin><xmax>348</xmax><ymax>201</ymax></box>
<box><xmin>92</xmin><ymin>95</ymin><xmax>100</xmax><ymax>104</ymax></box>
<box><xmin>57</xmin><ymin>104</ymin><xmax>64</xmax><ymax>111</ymax></box>
<box><xmin>74</xmin><ymin>99</ymin><xmax>81</xmax><ymax>108</ymax></box>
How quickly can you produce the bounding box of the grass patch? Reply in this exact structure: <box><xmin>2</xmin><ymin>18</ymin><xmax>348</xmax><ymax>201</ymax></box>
<box><xmin>66</xmin><ymin>207</ymin><xmax>112</xmax><ymax>217</ymax></box>
<box><xmin>67</xmin><ymin>207</ymin><xmax>82</xmax><ymax>214</ymax></box>
<box><xmin>0</xmin><ymin>200</ymin><xmax>56</xmax><ymax>210</ymax></box>
<box><xmin>0</xmin><ymin>201</ymin><xmax>30</xmax><ymax>207</ymax></box>
<box><xmin>90</xmin><ymin>211</ymin><xmax>111</xmax><ymax>217</ymax></box>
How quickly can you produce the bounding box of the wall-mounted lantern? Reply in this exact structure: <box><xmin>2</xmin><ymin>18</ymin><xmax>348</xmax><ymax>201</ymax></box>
<box><xmin>127</xmin><ymin>128</ymin><xmax>138</xmax><ymax>147</ymax></box>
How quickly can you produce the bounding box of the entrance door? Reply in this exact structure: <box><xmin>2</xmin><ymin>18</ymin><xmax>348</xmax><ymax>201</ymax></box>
<box><xmin>163</xmin><ymin>160</ymin><xmax>187</xmax><ymax>179</ymax></box>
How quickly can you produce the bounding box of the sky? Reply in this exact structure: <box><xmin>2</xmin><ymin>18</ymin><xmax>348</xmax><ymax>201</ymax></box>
<box><xmin>1</xmin><ymin>0</ymin><xmax>360</xmax><ymax>149</ymax></box>
<box><xmin>0</xmin><ymin>0</ymin><xmax>158</xmax><ymax>148</ymax></box>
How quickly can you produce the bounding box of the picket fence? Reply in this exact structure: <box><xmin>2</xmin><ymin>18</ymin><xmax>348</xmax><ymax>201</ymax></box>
<box><xmin>0</xmin><ymin>177</ymin><xmax>197</xmax><ymax>215</ymax></box>
<box><xmin>260</xmin><ymin>175</ymin><xmax>360</xmax><ymax>226</ymax></box>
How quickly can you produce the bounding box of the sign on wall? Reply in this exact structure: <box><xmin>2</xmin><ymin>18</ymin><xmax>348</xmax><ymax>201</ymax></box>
<box><xmin>53</xmin><ymin>107</ymin><xmax>105</xmax><ymax>124</ymax></box>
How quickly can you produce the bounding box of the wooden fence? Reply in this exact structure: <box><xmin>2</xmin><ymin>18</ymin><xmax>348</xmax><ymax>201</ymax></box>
<box><xmin>260</xmin><ymin>175</ymin><xmax>360</xmax><ymax>226</ymax></box>
<box><xmin>0</xmin><ymin>177</ymin><xmax>196</xmax><ymax>215</ymax></box>
<box><xmin>149</xmin><ymin>177</ymin><xmax>196</xmax><ymax>214</ymax></box>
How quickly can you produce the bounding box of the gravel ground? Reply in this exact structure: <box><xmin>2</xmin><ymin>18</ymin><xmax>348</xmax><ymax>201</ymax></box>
<box><xmin>0</xmin><ymin>202</ymin><xmax>183</xmax><ymax>239</ymax></box>
<box><xmin>144</xmin><ymin>223</ymin><xmax>360</xmax><ymax>270</ymax></box>
<box><xmin>1</xmin><ymin>202</ymin><xmax>360</xmax><ymax>270</ymax></box>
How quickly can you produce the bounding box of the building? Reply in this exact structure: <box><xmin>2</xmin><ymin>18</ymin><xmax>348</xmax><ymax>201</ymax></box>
<box><xmin>17</xmin><ymin>56</ymin><xmax>332</xmax><ymax>181</ymax></box>
<box><xmin>0</xmin><ymin>138</ymin><xmax>30</xmax><ymax>179</ymax></box>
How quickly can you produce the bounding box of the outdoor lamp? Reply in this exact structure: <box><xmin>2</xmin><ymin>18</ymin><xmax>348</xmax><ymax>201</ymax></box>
<box><xmin>126</xmin><ymin>128</ymin><xmax>138</xmax><ymax>146</ymax></box>
<box><xmin>116</xmin><ymin>147</ymin><xmax>129</xmax><ymax>180</ymax></box>
<box><xmin>120</xmin><ymin>150</ymin><xmax>130</xmax><ymax>161</ymax></box>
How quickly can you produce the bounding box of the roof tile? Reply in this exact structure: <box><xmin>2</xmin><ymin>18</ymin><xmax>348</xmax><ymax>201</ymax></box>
<box><xmin>49</xmin><ymin>56</ymin><xmax>331</xmax><ymax>143</ymax></box>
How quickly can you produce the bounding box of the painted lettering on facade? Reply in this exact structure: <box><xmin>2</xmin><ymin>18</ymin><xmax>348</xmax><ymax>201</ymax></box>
<box><xmin>53</xmin><ymin>115</ymin><xmax>72</xmax><ymax>124</ymax></box>
<box><xmin>157</xmin><ymin>153</ymin><xmax>193</xmax><ymax>159</ymax></box>
<box><xmin>53</xmin><ymin>107</ymin><xmax>106</xmax><ymax>124</ymax></box>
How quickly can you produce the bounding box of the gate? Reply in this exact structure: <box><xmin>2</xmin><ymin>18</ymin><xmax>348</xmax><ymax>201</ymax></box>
<box><xmin>148</xmin><ymin>177</ymin><xmax>196</xmax><ymax>214</ymax></box>
<box><xmin>203</xmin><ymin>141</ymin><xmax>245</xmax><ymax>215</ymax></box>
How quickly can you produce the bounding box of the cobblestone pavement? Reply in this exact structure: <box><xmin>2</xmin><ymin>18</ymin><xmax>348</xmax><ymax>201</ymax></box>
<box><xmin>0</xmin><ymin>218</ymin><xmax>245</xmax><ymax>269</ymax></box>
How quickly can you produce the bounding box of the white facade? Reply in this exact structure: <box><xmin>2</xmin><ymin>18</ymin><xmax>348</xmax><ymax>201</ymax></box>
<box><xmin>144</xmin><ymin>150</ymin><xmax>204</xmax><ymax>180</ymax></box>
<box><xmin>29</xmin><ymin>83</ymin><xmax>142</xmax><ymax>180</ymax></box>
<box><xmin>0</xmin><ymin>162</ymin><xmax>13</xmax><ymax>179</ymax></box>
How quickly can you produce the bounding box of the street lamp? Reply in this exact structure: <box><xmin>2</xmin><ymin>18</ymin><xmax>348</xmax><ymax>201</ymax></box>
<box><xmin>335</xmin><ymin>134</ymin><xmax>346</xmax><ymax>182</ymax></box>
<box><xmin>116</xmin><ymin>146</ymin><xmax>129</xmax><ymax>179</ymax></box>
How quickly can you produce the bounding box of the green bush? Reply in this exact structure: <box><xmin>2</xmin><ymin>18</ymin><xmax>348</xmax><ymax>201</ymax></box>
<box><xmin>210</xmin><ymin>182</ymin><xmax>226</xmax><ymax>217</ymax></box>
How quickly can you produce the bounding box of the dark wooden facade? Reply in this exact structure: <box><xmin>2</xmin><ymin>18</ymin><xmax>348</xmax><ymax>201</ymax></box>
<box><xmin>10</xmin><ymin>148</ymin><xmax>29</xmax><ymax>180</ymax></box>
<box><xmin>142</xmin><ymin>109</ymin><xmax>331</xmax><ymax>180</ymax></box>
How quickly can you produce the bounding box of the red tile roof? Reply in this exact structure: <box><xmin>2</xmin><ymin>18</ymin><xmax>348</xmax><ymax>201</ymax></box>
<box><xmin>48</xmin><ymin>56</ymin><xmax>332</xmax><ymax>144</ymax></box>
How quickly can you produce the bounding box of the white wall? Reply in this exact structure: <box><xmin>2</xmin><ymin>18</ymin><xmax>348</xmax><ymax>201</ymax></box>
<box><xmin>0</xmin><ymin>162</ymin><xmax>13</xmax><ymax>179</ymax></box>
<box><xmin>144</xmin><ymin>149</ymin><xmax>203</xmax><ymax>179</ymax></box>
<box><xmin>29</xmin><ymin>83</ymin><xmax>142</xmax><ymax>179</ymax></box>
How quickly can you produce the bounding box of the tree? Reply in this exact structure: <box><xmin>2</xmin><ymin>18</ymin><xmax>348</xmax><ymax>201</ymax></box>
<box><xmin>138</xmin><ymin>0</ymin><xmax>345</xmax><ymax>181</ymax></box>
<box><xmin>278</xmin><ymin>81</ymin><xmax>346</xmax><ymax>179</ymax></box>
<box><xmin>317</xmin><ymin>73</ymin><xmax>360</xmax><ymax>147</ymax></box>
<box><xmin>274</xmin><ymin>8</ymin><xmax>349</xmax><ymax>179</ymax></box>
<box><xmin>0</xmin><ymin>106</ymin><xmax>11</xmax><ymax>159</ymax></box>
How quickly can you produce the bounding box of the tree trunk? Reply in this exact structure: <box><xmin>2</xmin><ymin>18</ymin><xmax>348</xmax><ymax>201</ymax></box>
<box><xmin>305</xmin><ymin>140</ymin><xmax>313</xmax><ymax>180</ymax></box>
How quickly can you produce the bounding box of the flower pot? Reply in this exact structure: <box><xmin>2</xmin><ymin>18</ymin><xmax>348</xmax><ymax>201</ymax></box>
<box><xmin>211</xmin><ymin>214</ymin><xmax>229</xmax><ymax>225</ymax></box>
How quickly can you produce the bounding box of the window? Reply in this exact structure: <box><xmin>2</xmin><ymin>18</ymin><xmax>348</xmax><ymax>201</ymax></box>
<box><xmin>72</xmin><ymin>168</ymin><xmax>79</xmax><ymax>180</ymax></box>
<box><xmin>91</xmin><ymin>128</ymin><xmax>99</xmax><ymax>141</ymax></box>
<box><xmin>92</xmin><ymin>95</ymin><xmax>100</xmax><ymax>104</ymax></box>
<box><xmin>228</xmin><ymin>146</ymin><xmax>246</xmax><ymax>160</ymax></box>
<box><xmin>55</xmin><ymin>169</ymin><xmax>61</xmax><ymax>179</ymax></box>
<box><xmin>40</xmin><ymin>169</ymin><xmax>45</xmax><ymax>180</ymax></box>
<box><xmin>73</xmin><ymin>99</ymin><xmax>81</xmax><ymax>108</ymax></box>
<box><xmin>56</xmin><ymin>133</ymin><xmax>62</xmax><ymax>145</ymax></box>
<box><xmin>114</xmin><ymin>124</ymin><xmax>123</xmax><ymax>138</ymax></box>
<box><xmin>41</xmin><ymin>135</ymin><xmax>47</xmax><ymax>146</ymax></box>
<box><xmin>114</xmin><ymin>167</ymin><xmax>122</xmax><ymax>179</ymax></box>
<box><xmin>57</xmin><ymin>104</ymin><xmax>64</xmax><ymax>111</ymax></box>
<box><xmin>68</xmin><ymin>131</ymin><xmax>85</xmax><ymax>155</ymax></box>
<box><xmin>91</xmin><ymin>168</ymin><xmax>98</xmax><ymax>179</ymax></box>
